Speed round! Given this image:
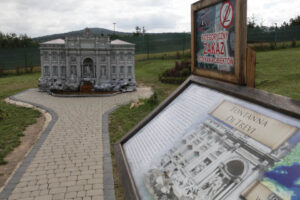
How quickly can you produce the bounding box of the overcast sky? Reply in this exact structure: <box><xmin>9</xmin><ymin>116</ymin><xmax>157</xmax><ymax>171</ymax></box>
<box><xmin>0</xmin><ymin>0</ymin><xmax>299</xmax><ymax>38</ymax></box>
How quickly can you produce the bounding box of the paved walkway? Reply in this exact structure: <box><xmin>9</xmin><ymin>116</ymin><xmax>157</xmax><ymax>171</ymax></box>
<box><xmin>0</xmin><ymin>88</ymin><xmax>152</xmax><ymax>200</ymax></box>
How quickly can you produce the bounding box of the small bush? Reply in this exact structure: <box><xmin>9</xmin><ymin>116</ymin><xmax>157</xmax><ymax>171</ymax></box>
<box><xmin>291</xmin><ymin>40</ymin><xmax>296</xmax><ymax>48</ymax></box>
<box><xmin>281</xmin><ymin>43</ymin><xmax>287</xmax><ymax>49</ymax></box>
<box><xmin>159</xmin><ymin>60</ymin><xmax>191</xmax><ymax>84</ymax></box>
<box><xmin>176</xmin><ymin>51</ymin><xmax>181</xmax><ymax>59</ymax></box>
<box><xmin>161</xmin><ymin>53</ymin><xmax>168</xmax><ymax>60</ymax></box>
<box><xmin>159</xmin><ymin>76</ymin><xmax>187</xmax><ymax>84</ymax></box>
<box><xmin>269</xmin><ymin>42</ymin><xmax>276</xmax><ymax>50</ymax></box>
<box><xmin>16</xmin><ymin>67</ymin><xmax>20</xmax><ymax>75</ymax></box>
<box><xmin>260</xmin><ymin>42</ymin><xmax>264</xmax><ymax>51</ymax></box>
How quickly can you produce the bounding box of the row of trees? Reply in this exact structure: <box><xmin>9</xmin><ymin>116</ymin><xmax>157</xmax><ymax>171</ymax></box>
<box><xmin>247</xmin><ymin>15</ymin><xmax>300</xmax><ymax>30</ymax></box>
<box><xmin>0</xmin><ymin>32</ymin><xmax>39</xmax><ymax>49</ymax></box>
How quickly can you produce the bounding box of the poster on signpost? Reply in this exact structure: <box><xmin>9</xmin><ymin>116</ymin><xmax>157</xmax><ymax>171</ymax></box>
<box><xmin>191</xmin><ymin>0</ymin><xmax>247</xmax><ymax>84</ymax></box>
<box><xmin>195</xmin><ymin>0</ymin><xmax>235</xmax><ymax>72</ymax></box>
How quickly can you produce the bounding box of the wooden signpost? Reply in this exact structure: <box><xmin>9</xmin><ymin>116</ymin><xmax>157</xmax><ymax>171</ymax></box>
<box><xmin>191</xmin><ymin>0</ymin><xmax>255</xmax><ymax>87</ymax></box>
<box><xmin>114</xmin><ymin>1</ymin><xmax>299</xmax><ymax>200</ymax></box>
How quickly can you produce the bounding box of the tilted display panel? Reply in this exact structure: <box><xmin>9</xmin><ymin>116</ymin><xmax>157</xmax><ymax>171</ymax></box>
<box><xmin>115</xmin><ymin>76</ymin><xmax>300</xmax><ymax>200</ymax></box>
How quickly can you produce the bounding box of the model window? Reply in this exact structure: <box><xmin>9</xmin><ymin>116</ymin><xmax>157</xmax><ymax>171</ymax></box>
<box><xmin>111</xmin><ymin>53</ymin><xmax>116</xmax><ymax>61</ymax></box>
<box><xmin>61</xmin><ymin>66</ymin><xmax>66</xmax><ymax>78</ymax></box>
<box><xmin>120</xmin><ymin>66</ymin><xmax>124</xmax><ymax>74</ymax></box>
<box><xmin>128</xmin><ymin>66</ymin><xmax>132</xmax><ymax>74</ymax></box>
<box><xmin>120</xmin><ymin>52</ymin><xmax>124</xmax><ymax>61</ymax></box>
<box><xmin>52</xmin><ymin>66</ymin><xmax>58</xmax><ymax>76</ymax></box>
<box><xmin>127</xmin><ymin>52</ymin><xmax>132</xmax><ymax>60</ymax></box>
<box><xmin>60</xmin><ymin>52</ymin><xmax>65</xmax><ymax>60</ymax></box>
<box><xmin>44</xmin><ymin>66</ymin><xmax>50</xmax><ymax>76</ymax></box>
<box><xmin>52</xmin><ymin>52</ymin><xmax>57</xmax><ymax>60</ymax></box>
<box><xmin>101</xmin><ymin>55</ymin><xmax>106</xmax><ymax>62</ymax></box>
<box><xmin>43</xmin><ymin>51</ymin><xmax>49</xmax><ymax>61</ymax></box>
<box><xmin>112</xmin><ymin>66</ymin><xmax>116</xmax><ymax>74</ymax></box>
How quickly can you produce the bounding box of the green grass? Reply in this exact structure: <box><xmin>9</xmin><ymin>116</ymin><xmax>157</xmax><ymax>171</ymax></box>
<box><xmin>256</xmin><ymin>47</ymin><xmax>300</xmax><ymax>100</ymax></box>
<box><xmin>109</xmin><ymin>47</ymin><xmax>300</xmax><ymax>200</ymax></box>
<box><xmin>0</xmin><ymin>72</ymin><xmax>41</xmax><ymax>164</ymax></box>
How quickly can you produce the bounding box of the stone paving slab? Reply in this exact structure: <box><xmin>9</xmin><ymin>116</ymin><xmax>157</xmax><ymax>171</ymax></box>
<box><xmin>0</xmin><ymin>88</ymin><xmax>152</xmax><ymax>200</ymax></box>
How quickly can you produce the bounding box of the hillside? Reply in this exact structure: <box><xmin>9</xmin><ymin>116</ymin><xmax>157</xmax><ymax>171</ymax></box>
<box><xmin>34</xmin><ymin>27</ymin><xmax>131</xmax><ymax>42</ymax></box>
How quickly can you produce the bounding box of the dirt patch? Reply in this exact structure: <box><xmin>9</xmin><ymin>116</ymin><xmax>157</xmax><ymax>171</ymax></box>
<box><xmin>0</xmin><ymin>114</ymin><xmax>45</xmax><ymax>189</ymax></box>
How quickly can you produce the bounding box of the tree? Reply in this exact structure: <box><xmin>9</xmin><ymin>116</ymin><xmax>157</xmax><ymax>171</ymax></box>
<box><xmin>290</xmin><ymin>16</ymin><xmax>300</xmax><ymax>26</ymax></box>
<box><xmin>247</xmin><ymin>15</ymin><xmax>258</xmax><ymax>29</ymax></box>
<box><xmin>142</xmin><ymin>26</ymin><xmax>146</xmax><ymax>35</ymax></box>
<box><xmin>0</xmin><ymin>32</ymin><xmax>38</xmax><ymax>49</ymax></box>
<box><xmin>134</xmin><ymin>26</ymin><xmax>142</xmax><ymax>36</ymax></box>
<box><xmin>247</xmin><ymin>17</ymin><xmax>256</xmax><ymax>29</ymax></box>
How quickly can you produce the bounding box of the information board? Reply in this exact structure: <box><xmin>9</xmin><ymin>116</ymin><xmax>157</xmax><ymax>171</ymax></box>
<box><xmin>191</xmin><ymin>0</ymin><xmax>247</xmax><ymax>84</ymax></box>
<box><xmin>115</xmin><ymin>76</ymin><xmax>300</xmax><ymax>200</ymax></box>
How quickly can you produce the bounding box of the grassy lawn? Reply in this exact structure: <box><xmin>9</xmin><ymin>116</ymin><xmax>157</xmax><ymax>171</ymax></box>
<box><xmin>0</xmin><ymin>72</ymin><xmax>41</xmax><ymax>164</ymax></box>
<box><xmin>109</xmin><ymin>47</ymin><xmax>300</xmax><ymax>200</ymax></box>
<box><xmin>256</xmin><ymin>47</ymin><xmax>300</xmax><ymax>100</ymax></box>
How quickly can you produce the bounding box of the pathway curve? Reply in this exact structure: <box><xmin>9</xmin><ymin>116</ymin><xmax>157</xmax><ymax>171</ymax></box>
<box><xmin>0</xmin><ymin>88</ymin><xmax>152</xmax><ymax>200</ymax></box>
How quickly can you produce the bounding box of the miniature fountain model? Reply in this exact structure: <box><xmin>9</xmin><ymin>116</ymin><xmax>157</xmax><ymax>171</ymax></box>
<box><xmin>38</xmin><ymin>28</ymin><xmax>136</xmax><ymax>94</ymax></box>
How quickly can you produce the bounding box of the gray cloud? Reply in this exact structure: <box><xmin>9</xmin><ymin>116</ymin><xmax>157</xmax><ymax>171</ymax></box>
<box><xmin>0</xmin><ymin>0</ymin><xmax>299</xmax><ymax>37</ymax></box>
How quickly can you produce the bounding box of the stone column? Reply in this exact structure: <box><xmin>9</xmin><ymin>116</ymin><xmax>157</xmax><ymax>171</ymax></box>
<box><xmin>58</xmin><ymin>50</ymin><xmax>61</xmax><ymax>80</ymax></box>
<box><xmin>96</xmin><ymin>51</ymin><xmax>100</xmax><ymax>85</ymax></box>
<box><xmin>66</xmin><ymin>50</ymin><xmax>70</xmax><ymax>81</ymax></box>
<box><xmin>76</xmin><ymin>50</ymin><xmax>81</xmax><ymax>83</ymax></box>
<box><xmin>107</xmin><ymin>51</ymin><xmax>111</xmax><ymax>82</ymax></box>
<box><xmin>131</xmin><ymin>50</ymin><xmax>136</xmax><ymax>83</ymax></box>
<box><xmin>49</xmin><ymin>50</ymin><xmax>53</xmax><ymax>78</ymax></box>
<box><xmin>116</xmin><ymin>51</ymin><xmax>119</xmax><ymax>81</ymax></box>
<box><xmin>40</xmin><ymin>51</ymin><xmax>44</xmax><ymax>77</ymax></box>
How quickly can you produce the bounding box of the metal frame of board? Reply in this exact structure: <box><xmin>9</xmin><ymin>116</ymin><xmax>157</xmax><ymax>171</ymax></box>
<box><xmin>191</xmin><ymin>0</ymin><xmax>248</xmax><ymax>84</ymax></box>
<box><xmin>114</xmin><ymin>75</ymin><xmax>300</xmax><ymax>200</ymax></box>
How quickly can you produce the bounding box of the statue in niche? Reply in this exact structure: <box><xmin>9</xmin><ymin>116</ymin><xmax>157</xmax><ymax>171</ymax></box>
<box><xmin>70</xmin><ymin>66</ymin><xmax>77</xmax><ymax>82</ymax></box>
<box><xmin>83</xmin><ymin>64</ymin><xmax>93</xmax><ymax>78</ymax></box>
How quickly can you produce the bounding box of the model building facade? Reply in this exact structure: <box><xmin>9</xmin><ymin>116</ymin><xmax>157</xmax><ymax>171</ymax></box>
<box><xmin>38</xmin><ymin>28</ymin><xmax>136</xmax><ymax>92</ymax></box>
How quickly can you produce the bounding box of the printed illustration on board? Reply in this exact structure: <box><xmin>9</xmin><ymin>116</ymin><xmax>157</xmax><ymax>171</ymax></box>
<box><xmin>143</xmin><ymin>100</ymin><xmax>300</xmax><ymax>200</ymax></box>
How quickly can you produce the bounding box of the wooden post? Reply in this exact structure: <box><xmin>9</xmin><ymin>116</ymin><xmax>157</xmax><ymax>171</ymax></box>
<box><xmin>245</xmin><ymin>46</ymin><xmax>256</xmax><ymax>88</ymax></box>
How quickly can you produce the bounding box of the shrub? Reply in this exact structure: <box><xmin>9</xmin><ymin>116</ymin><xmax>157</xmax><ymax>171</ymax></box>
<box><xmin>269</xmin><ymin>42</ymin><xmax>276</xmax><ymax>50</ymax></box>
<box><xmin>159</xmin><ymin>76</ymin><xmax>187</xmax><ymax>84</ymax></box>
<box><xmin>159</xmin><ymin>60</ymin><xmax>191</xmax><ymax>84</ymax></box>
<box><xmin>176</xmin><ymin>51</ymin><xmax>181</xmax><ymax>59</ymax></box>
<box><xmin>291</xmin><ymin>40</ymin><xmax>296</xmax><ymax>48</ymax></box>
<box><xmin>260</xmin><ymin>42</ymin><xmax>264</xmax><ymax>51</ymax></box>
<box><xmin>281</xmin><ymin>43</ymin><xmax>287</xmax><ymax>49</ymax></box>
<box><xmin>16</xmin><ymin>67</ymin><xmax>20</xmax><ymax>75</ymax></box>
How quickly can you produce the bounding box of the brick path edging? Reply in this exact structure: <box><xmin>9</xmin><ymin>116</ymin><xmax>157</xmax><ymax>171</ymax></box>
<box><xmin>101</xmin><ymin>107</ymin><xmax>119</xmax><ymax>200</ymax></box>
<box><xmin>0</xmin><ymin>90</ymin><xmax>118</xmax><ymax>200</ymax></box>
<box><xmin>0</xmin><ymin>90</ymin><xmax>58</xmax><ymax>199</ymax></box>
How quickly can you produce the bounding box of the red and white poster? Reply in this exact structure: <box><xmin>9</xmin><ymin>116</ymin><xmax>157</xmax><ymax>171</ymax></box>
<box><xmin>195</xmin><ymin>0</ymin><xmax>235</xmax><ymax>73</ymax></box>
